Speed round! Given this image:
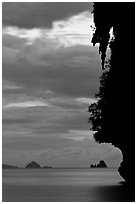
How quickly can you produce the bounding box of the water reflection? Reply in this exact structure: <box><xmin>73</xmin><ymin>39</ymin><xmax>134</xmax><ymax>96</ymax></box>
<box><xmin>92</xmin><ymin>183</ymin><xmax>135</xmax><ymax>202</ymax></box>
<box><xmin>2</xmin><ymin>169</ymin><xmax>134</xmax><ymax>202</ymax></box>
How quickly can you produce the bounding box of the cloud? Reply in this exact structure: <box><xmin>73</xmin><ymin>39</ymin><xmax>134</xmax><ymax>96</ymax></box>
<box><xmin>3</xmin><ymin>118</ymin><xmax>33</xmax><ymax>125</ymax></box>
<box><xmin>48</xmin><ymin>11</ymin><xmax>94</xmax><ymax>47</ymax></box>
<box><xmin>3</xmin><ymin>104</ymin><xmax>90</xmax><ymax>139</ymax></box>
<box><xmin>3</xmin><ymin>2</ymin><xmax>93</xmax><ymax>28</ymax></box>
<box><xmin>3</xmin><ymin>10</ymin><xmax>94</xmax><ymax>47</ymax></box>
<box><xmin>3</xmin><ymin>100</ymin><xmax>51</xmax><ymax>109</ymax></box>
<box><xmin>3</xmin><ymin>10</ymin><xmax>100</xmax><ymax>98</ymax></box>
<box><xmin>2</xmin><ymin>32</ymin><xmax>27</xmax><ymax>49</ymax></box>
<box><xmin>76</xmin><ymin>97</ymin><xmax>98</xmax><ymax>105</ymax></box>
<box><xmin>3</xmin><ymin>45</ymin><xmax>101</xmax><ymax>98</ymax></box>
<box><xmin>3</xmin><ymin>80</ymin><xmax>22</xmax><ymax>90</ymax></box>
<box><xmin>3</xmin><ymin>3</ymin><xmax>117</xmax><ymax>168</ymax></box>
<box><xmin>2</xmin><ymin>46</ymin><xmax>19</xmax><ymax>63</ymax></box>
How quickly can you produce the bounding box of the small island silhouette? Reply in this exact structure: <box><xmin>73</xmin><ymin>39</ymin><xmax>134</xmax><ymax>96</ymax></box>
<box><xmin>2</xmin><ymin>161</ymin><xmax>52</xmax><ymax>169</ymax></box>
<box><xmin>3</xmin><ymin>161</ymin><xmax>107</xmax><ymax>169</ymax></box>
<box><xmin>2</xmin><ymin>164</ymin><xmax>18</xmax><ymax>169</ymax></box>
<box><xmin>26</xmin><ymin>161</ymin><xmax>41</xmax><ymax>168</ymax></box>
<box><xmin>25</xmin><ymin>161</ymin><xmax>52</xmax><ymax>169</ymax></box>
<box><xmin>90</xmin><ymin>160</ymin><xmax>107</xmax><ymax>168</ymax></box>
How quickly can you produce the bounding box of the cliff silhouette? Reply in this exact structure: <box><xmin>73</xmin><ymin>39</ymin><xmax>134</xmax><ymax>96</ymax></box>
<box><xmin>89</xmin><ymin>2</ymin><xmax>135</xmax><ymax>191</ymax></box>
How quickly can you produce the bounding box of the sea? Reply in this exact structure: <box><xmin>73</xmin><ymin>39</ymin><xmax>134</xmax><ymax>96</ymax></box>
<box><xmin>2</xmin><ymin>168</ymin><xmax>134</xmax><ymax>202</ymax></box>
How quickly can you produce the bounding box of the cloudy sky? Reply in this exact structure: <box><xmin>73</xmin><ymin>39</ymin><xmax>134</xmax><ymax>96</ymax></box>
<box><xmin>2</xmin><ymin>2</ymin><xmax>122</xmax><ymax>168</ymax></box>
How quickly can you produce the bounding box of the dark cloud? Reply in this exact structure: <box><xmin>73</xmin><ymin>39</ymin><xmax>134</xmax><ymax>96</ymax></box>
<box><xmin>3</xmin><ymin>137</ymin><xmax>75</xmax><ymax>150</ymax></box>
<box><xmin>3</xmin><ymin>2</ymin><xmax>93</xmax><ymax>28</ymax></box>
<box><xmin>2</xmin><ymin>118</ymin><xmax>33</xmax><ymax>124</ymax></box>
<box><xmin>3</xmin><ymin>105</ymin><xmax>89</xmax><ymax>135</ymax></box>
<box><xmin>3</xmin><ymin>45</ymin><xmax>101</xmax><ymax>98</ymax></box>
<box><xmin>54</xmin><ymin>111</ymin><xmax>90</xmax><ymax>131</ymax></box>
<box><xmin>2</xmin><ymin>34</ymin><xmax>27</xmax><ymax>49</ymax></box>
<box><xmin>3</xmin><ymin>88</ymin><xmax>26</xmax><ymax>95</ymax></box>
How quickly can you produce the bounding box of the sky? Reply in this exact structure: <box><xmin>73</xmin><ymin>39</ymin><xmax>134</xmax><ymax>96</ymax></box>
<box><xmin>2</xmin><ymin>2</ymin><xmax>122</xmax><ymax>168</ymax></box>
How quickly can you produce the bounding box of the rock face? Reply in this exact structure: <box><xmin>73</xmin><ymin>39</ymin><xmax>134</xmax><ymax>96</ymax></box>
<box><xmin>26</xmin><ymin>161</ymin><xmax>41</xmax><ymax>168</ymax></box>
<box><xmin>90</xmin><ymin>160</ymin><xmax>107</xmax><ymax>168</ymax></box>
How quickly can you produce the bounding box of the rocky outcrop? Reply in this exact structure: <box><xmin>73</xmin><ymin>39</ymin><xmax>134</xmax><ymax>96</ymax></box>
<box><xmin>25</xmin><ymin>161</ymin><xmax>41</xmax><ymax>168</ymax></box>
<box><xmin>90</xmin><ymin>160</ymin><xmax>107</xmax><ymax>168</ymax></box>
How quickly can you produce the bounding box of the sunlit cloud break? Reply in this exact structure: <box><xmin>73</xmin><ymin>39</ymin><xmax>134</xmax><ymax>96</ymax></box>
<box><xmin>3</xmin><ymin>100</ymin><xmax>51</xmax><ymax>109</ymax></box>
<box><xmin>76</xmin><ymin>97</ymin><xmax>98</xmax><ymax>104</ymax></box>
<box><xmin>3</xmin><ymin>80</ymin><xmax>22</xmax><ymax>90</ymax></box>
<box><xmin>3</xmin><ymin>11</ymin><xmax>94</xmax><ymax>47</ymax></box>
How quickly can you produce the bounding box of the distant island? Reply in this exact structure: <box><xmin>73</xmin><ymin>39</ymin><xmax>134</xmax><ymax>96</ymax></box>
<box><xmin>25</xmin><ymin>161</ymin><xmax>52</xmax><ymax>169</ymax></box>
<box><xmin>3</xmin><ymin>161</ymin><xmax>108</xmax><ymax>169</ymax></box>
<box><xmin>26</xmin><ymin>161</ymin><xmax>41</xmax><ymax>168</ymax></box>
<box><xmin>25</xmin><ymin>161</ymin><xmax>53</xmax><ymax>169</ymax></box>
<box><xmin>2</xmin><ymin>161</ymin><xmax>52</xmax><ymax>169</ymax></box>
<box><xmin>43</xmin><ymin>166</ymin><xmax>52</xmax><ymax>169</ymax></box>
<box><xmin>2</xmin><ymin>164</ymin><xmax>18</xmax><ymax>169</ymax></box>
<box><xmin>90</xmin><ymin>160</ymin><xmax>107</xmax><ymax>168</ymax></box>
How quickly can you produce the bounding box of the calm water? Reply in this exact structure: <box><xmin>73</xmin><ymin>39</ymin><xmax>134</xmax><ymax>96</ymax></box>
<box><xmin>2</xmin><ymin>168</ymin><xmax>133</xmax><ymax>202</ymax></box>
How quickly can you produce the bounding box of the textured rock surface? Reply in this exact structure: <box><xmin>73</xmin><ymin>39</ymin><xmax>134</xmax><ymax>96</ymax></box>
<box><xmin>26</xmin><ymin>161</ymin><xmax>41</xmax><ymax>168</ymax></box>
<box><xmin>90</xmin><ymin>160</ymin><xmax>107</xmax><ymax>168</ymax></box>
